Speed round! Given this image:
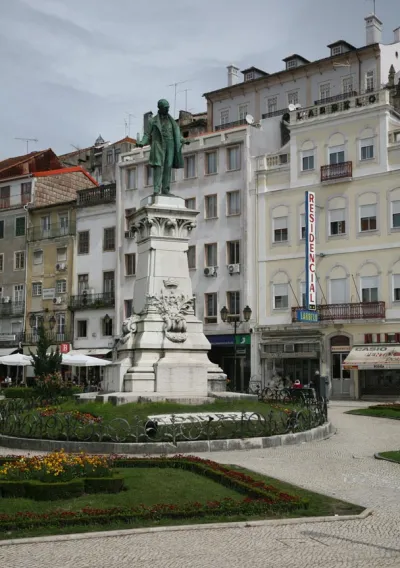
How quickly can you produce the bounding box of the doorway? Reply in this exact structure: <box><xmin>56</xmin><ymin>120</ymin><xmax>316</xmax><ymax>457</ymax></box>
<box><xmin>330</xmin><ymin>335</ymin><xmax>351</xmax><ymax>397</ymax></box>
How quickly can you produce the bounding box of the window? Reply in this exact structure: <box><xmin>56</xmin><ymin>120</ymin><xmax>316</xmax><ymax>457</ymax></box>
<box><xmin>273</xmin><ymin>284</ymin><xmax>289</xmax><ymax>309</ymax></box>
<box><xmin>319</xmin><ymin>82</ymin><xmax>330</xmax><ymax>101</ymax></box>
<box><xmin>227</xmin><ymin>191</ymin><xmax>240</xmax><ymax>215</ymax></box>
<box><xmin>184</xmin><ymin>155</ymin><xmax>196</xmax><ymax>179</ymax></box>
<box><xmin>56</xmin><ymin>280</ymin><xmax>67</xmax><ymax>294</ymax></box>
<box><xmin>107</xmin><ymin>151</ymin><xmax>113</xmax><ymax>164</ymax></box>
<box><xmin>0</xmin><ymin>220</ymin><xmax>3</xmax><ymax>238</ymax></box>
<box><xmin>56</xmin><ymin>313</ymin><xmax>66</xmax><ymax>338</ymax></box>
<box><xmin>238</xmin><ymin>104</ymin><xmax>248</xmax><ymax>121</ymax></box>
<box><xmin>57</xmin><ymin>247</ymin><xmax>67</xmax><ymax>262</ymax></box>
<box><xmin>220</xmin><ymin>110</ymin><xmax>229</xmax><ymax>125</ymax></box>
<box><xmin>205</xmin><ymin>243</ymin><xmax>217</xmax><ymax>267</ymax></box>
<box><xmin>32</xmin><ymin>282</ymin><xmax>42</xmax><ymax>296</ymax></box>
<box><xmin>332</xmin><ymin>45</ymin><xmax>342</xmax><ymax>56</ymax></box>
<box><xmin>185</xmin><ymin>197</ymin><xmax>196</xmax><ymax>210</ymax></box>
<box><xmin>15</xmin><ymin>217</ymin><xmax>26</xmax><ymax>237</ymax></box>
<box><xmin>360</xmin><ymin>138</ymin><xmax>374</xmax><ymax>161</ymax></box>
<box><xmin>145</xmin><ymin>165</ymin><xmax>153</xmax><ymax>186</ymax></box>
<box><xmin>329</xmin><ymin>209</ymin><xmax>346</xmax><ymax>236</ymax></box>
<box><xmin>360</xmin><ymin>204</ymin><xmax>377</xmax><ymax>232</ymax></box>
<box><xmin>393</xmin><ymin>274</ymin><xmax>400</xmax><ymax>301</ymax></box>
<box><xmin>187</xmin><ymin>246</ymin><xmax>196</xmax><ymax>269</ymax></box>
<box><xmin>329</xmin><ymin>145</ymin><xmax>345</xmax><ymax>165</ymax></box>
<box><xmin>114</xmin><ymin>149</ymin><xmax>121</xmax><ymax>163</ymax></box>
<box><xmin>227</xmin><ymin>291</ymin><xmax>240</xmax><ymax>318</ymax></box>
<box><xmin>205</xmin><ymin>195</ymin><xmax>218</xmax><ymax>219</ymax></box>
<box><xmin>227</xmin><ymin>241</ymin><xmax>240</xmax><ymax>264</ymax></box>
<box><xmin>273</xmin><ymin>217</ymin><xmax>288</xmax><ymax>243</ymax></box>
<box><xmin>300</xmin><ymin>214</ymin><xmax>306</xmax><ymax>240</ymax></box>
<box><xmin>124</xmin><ymin>300</ymin><xmax>133</xmax><ymax>318</ymax></box>
<box><xmin>102</xmin><ymin>317</ymin><xmax>113</xmax><ymax>336</ymax></box>
<box><xmin>205</xmin><ymin>151</ymin><xmax>217</xmax><ymax>175</ymax></box>
<box><xmin>288</xmin><ymin>90</ymin><xmax>299</xmax><ymax>105</ymax></box>
<box><xmin>330</xmin><ymin>278</ymin><xmax>347</xmax><ymax>303</ymax></box>
<box><xmin>78</xmin><ymin>231</ymin><xmax>89</xmax><ymax>254</ymax></box>
<box><xmin>392</xmin><ymin>201</ymin><xmax>400</xmax><ymax>228</ymax></box>
<box><xmin>125</xmin><ymin>253</ymin><xmax>136</xmax><ymax>276</ymax></box>
<box><xmin>59</xmin><ymin>214</ymin><xmax>69</xmax><ymax>235</ymax></box>
<box><xmin>205</xmin><ymin>293</ymin><xmax>217</xmax><ymax>323</ymax></box>
<box><xmin>77</xmin><ymin>320</ymin><xmax>87</xmax><ymax>338</ymax></box>
<box><xmin>365</xmin><ymin>70</ymin><xmax>374</xmax><ymax>92</ymax></box>
<box><xmin>41</xmin><ymin>215</ymin><xmax>50</xmax><ymax>237</ymax></box>
<box><xmin>361</xmin><ymin>276</ymin><xmax>378</xmax><ymax>302</ymax></box>
<box><xmin>33</xmin><ymin>250</ymin><xmax>43</xmax><ymax>265</ymax></box>
<box><xmin>14</xmin><ymin>284</ymin><xmax>24</xmax><ymax>303</ymax></box>
<box><xmin>0</xmin><ymin>254</ymin><xmax>3</xmax><ymax>272</ymax></box>
<box><xmin>0</xmin><ymin>186</ymin><xmax>10</xmax><ymax>208</ymax></box>
<box><xmin>78</xmin><ymin>274</ymin><xmax>89</xmax><ymax>294</ymax></box>
<box><xmin>300</xmin><ymin>282</ymin><xmax>306</xmax><ymax>307</ymax></box>
<box><xmin>342</xmin><ymin>76</ymin><xmax>353</xmax><ymax>95</ymax></box>
<box><xmin>14</xmin><ymin>251</ymin><xmax>25</xmax><ymax>270</ymax></box>
<box><xmin>21</xmin><ymin>182</ymin><xmax>32</xmax><ymax>205</ymax></box>
<box><xmin>227</xmin><ymin>146</ymin><xmax>240</xmax><ymax>171</ymax></box>
<box><xmin>267</xmin><ymin>96</ymin><xmax>278</xmax><ymax>114</ymax></box>
<box><xmin>244</xmin><ymin>71</ymin><xmax>254</xmax><ymax>81</ymax></box>
<box><xmin>126</xmin><ymin>168</ymin><xmax>137</xmax><ymax>189</ymax></box>
<box><xmin>103</xmin><ymin>227</ymin><xmax>116</xmax><ymax>251</ymax></box>
<box><xmin>103</xmin><ymin>271</ymin><xmax>115</xmax><ymax>294</ymax></box>
<box><xmin>287</xmin><ymin>60</ymin><xmax>297</xmax><ymax>70</ymax></box>
<box><xmin>302</xmin><ymin>150</ymin><xmax>315</xmax><ymax>171</ymax></box>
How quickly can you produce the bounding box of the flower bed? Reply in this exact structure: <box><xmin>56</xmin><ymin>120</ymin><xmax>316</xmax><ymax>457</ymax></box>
<box><xmin>36</xmin><ymin>406</ymin><xmax>102</xmax><ymax>424</ymax></box>
<box><xmin>346</xmin><ymin>404</ymin><xmax>400</xmax><ymax>420</ymax></box>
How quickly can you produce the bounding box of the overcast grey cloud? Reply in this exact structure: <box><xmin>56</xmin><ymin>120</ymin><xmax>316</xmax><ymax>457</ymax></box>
<box><xmin>0</xmin><ymin>0</ymin><xmax>398</xmax><ymax>158</ymax></box>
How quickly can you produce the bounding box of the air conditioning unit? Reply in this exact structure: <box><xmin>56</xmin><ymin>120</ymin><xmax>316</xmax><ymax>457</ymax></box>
<box><xmin>228</xmin><ymin>263</ymin><xmax>240</xmax><ymax>275</ymax></box>
<box><xmin>55</xmin><ymin>263</ymin><xmax>67</xmax><ymax>271</ymax></box>
<box><xmin>53</xmin><ymin>297</ymin><xmax>62</xmax><ymax>305</ymax></box>
<box><xmin>2</xmin><ymin>297</ymin><xmax>10</xmax><ymax>303</ymax></box>
<box><xmin>204</xmin><ymin>267</ymin><xmax>216</xmax><ymax>277</ymax></box>
<box><xmin>284</xmin><ymin>344</ymin><xmax>295</xmax><ymax>353</ymax></box>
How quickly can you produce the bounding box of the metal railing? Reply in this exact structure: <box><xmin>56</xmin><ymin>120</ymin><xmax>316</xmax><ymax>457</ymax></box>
<box><xmin>0</xmin><ymin>302</ymin><xmax>25</xmax><ymax>317</ymax></box>
<box><xmin>21</xmin><ymin>332</ymin><xmax>72</xmax><ymax>344</ymax></box>
<box><xmin>321</xmin><ymin>161</ymin><xmax>352</xmax><ymax>182</ymax></box>
<box><xmin>292</xmin><ymin>301</ymin><xmax>385</xmax><ymax>322</ymax></box>
<box><xmin>313</xmin><ymin>91</ymin><xmax>358</xmax><ymax>105</ymax></box>
<box><xmin>0</xmin><ymin>332</ymin><xmax>23</xmax><ymax>346</ymax></box>
<box><xmin>27</xmin><ymin>222</ymin><xmax>76</xmax><ymax>241</ymax></box>
<box><xmin>77</xmin><ymin>184</ymin><xmax>116</xmax><ymax>207</ymax></box>
<box><xmin>261</xmin><ymin>108</ymin><xmax>289</xmax><ymax>119</ymax></box>
<box><xmin>215</xmin><ymin>119</ymin><xmax>247</xmax><ymax>131</ymax></box>
<box><xmin>68</xmin><ymin>292</ymin><xmax>115</xmax><ymax>310</ymax></box>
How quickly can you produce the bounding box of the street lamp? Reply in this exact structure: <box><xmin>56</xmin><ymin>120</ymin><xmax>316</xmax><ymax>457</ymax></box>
<box><xmin>48</xmin><ymin>315</ymin><xmax>56</xmax><ymax>330</ymax></box>
<box><xmin>220</xmin><ymin>305</ymin><xmax>252</xmax><ymax>391</ymax></box>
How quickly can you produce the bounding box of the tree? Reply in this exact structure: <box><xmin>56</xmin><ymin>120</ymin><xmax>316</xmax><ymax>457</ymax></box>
<box><xmin>29</xmin><ymin>323</ymin><xmax>62</xmax><ymax>378</ymax></box>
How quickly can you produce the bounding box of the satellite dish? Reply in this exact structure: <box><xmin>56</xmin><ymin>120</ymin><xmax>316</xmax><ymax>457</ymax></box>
<box><xmin>245</xmin><ymin>114</ymin><xmax>255</xmax><ymax>125</ymax></box>
<box><xmin>294</xmin><ymin>103</ymin><xmax>302</xmax><ymax>110</ymax></box>
<box><xmin>288</xmin><ymin>103</ymin><xmax>296</xmax><ymax>112</ymax></box>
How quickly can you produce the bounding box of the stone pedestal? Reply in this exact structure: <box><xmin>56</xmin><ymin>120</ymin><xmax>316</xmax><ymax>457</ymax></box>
<box><xmin>102</xmin><ymin>195</ymin><xmax>226</xmax><ymax>400</ymax></box>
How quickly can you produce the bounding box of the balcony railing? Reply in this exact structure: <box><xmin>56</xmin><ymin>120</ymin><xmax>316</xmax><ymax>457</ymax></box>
<box><xmin>77</xmin><ymin>184</ymin><xmax>116</xmax><ymax>207</ymax></box>
<box><xmin>215</xmin><ymin>119</ymin><xmax>247</xmax><ymax>132</ymax></box>
<box><xmin>0</xmin><ymin>333</ymin><xmax>23</xmax><ymax>347</ymax></box>
<box><xmin>22</xmin><ymin>332</ymin><xmax>72</xmax><ymax>345</ymax></box>
<box><xmin>0</xmin><ymin>302</ymin><xmax>25</xmax><ymax>317</ymax></box>
<box><xmin>68</xmin><ymin>292</ymin><xmax>115</xmax><ymax>310</ymax></box>
<box><xmin>313</xmin><ymin>91</ymin><xmax>358</xmax><ymax>105</ymax></box>
<box><xmin>261</xmin><ymin>108</ymin><xmax>288</xmax><ymax>119</ymax></box>
<box><xmin>321</xmin><ymin>161</ymin><xmax>352</xmax><ymax>182</ymax></box>
<box><xmin>292</xmin><ymin>302</ymin><xmax>385</xmax><ymax>322</ymax></box>
<box><xmin>27</xmin><ymin>222</ymin><xmax>76</xmax><ymax>242</ymax></box>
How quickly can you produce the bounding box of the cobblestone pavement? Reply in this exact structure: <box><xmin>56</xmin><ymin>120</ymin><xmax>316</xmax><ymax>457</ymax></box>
<box><xmin>0</xmin><ymin>402</ymin><xmax>399</xmax><ymax>567</ymax></box>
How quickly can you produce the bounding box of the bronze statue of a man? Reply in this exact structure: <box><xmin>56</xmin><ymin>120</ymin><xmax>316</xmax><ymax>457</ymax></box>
<box><xmin>137</xmin><ymin>99</ymin><xmax>189</xmax><ymax>195</ymax></box>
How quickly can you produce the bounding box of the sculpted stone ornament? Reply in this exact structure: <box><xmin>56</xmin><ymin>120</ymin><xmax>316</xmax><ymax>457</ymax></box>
<box><xmin>119</xmin><ymin>314</ymin><xmax>140</xmax><ymax>346</ymax></box>
<box><xmin>136</xmin><ymin>99</ymin><xmax>190</xmax><ymax>195</ymax></box>
<box><xmin>130</xmin><ymin>216</ymin><xmax>197</xmax><ymax>241</ymax></box>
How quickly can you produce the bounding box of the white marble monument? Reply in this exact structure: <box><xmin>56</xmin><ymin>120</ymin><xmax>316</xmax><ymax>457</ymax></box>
<box><xmin>101</xmin><ymin>194</ymin><xmax>226</xmax><ymax>403</ymax></box>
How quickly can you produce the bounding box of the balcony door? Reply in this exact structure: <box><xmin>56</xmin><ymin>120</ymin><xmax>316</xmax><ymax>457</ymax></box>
<box><xmin>330</xmin><ymin>335</ymin><xmax>351</xmax><ymax>397</ymax></box>
<box><xmin>329</xmin><ymin>145</ymin><xmax>345</xmax><ymax>165</ymax></box>
<box><xmin>330</xmin><ymin>278</ymin><xmax>347</xmax><ymax>304</ymax></box>
<box><xmin>56</xmin><ymin>313</ymin><xmax>66</xmax><ymax>341</ymax></box>
<box><xmin>59</xmin><ymin>213</ymin><xmax>69</xmax><ymax>236</ymax></box>
<box><xmin>78</xmin><ymin>274</ymin><xmax>89</xmax><ymax>295</ymax></box>
<box><xmin>103</xmin><ymin>271</ymin><xmax>114</xmax><ymax>300</ymax></box>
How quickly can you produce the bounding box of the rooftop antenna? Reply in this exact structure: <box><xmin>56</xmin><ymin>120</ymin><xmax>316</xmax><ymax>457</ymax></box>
<box><xmin>125</xmin><ymin>112</ymin><xmax>136</xmax><ymax>137</ymax></box>
<box><xmin>14</xmin><ymin>137</ymin><xmax>38</xmax><ymax>154</ymax></box>
<box><xmin>168</xmin><ymin>80</ymin><xmax>189</xmax><ymax>118</ymax></box>
<box><xmin>178</xmin><ymin>88</ymin><xmax>192</xmax><ymax>111</ymax></box>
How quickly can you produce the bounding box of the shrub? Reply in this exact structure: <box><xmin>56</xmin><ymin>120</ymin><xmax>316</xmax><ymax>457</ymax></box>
<box><xmin>84</xmin><ymin>475</ymin><xmax>125</xmax><ymax>494</ymax></box>
<box><xmin>3</xmin><ymin>387</ymin><xmax>34</xmax><ymax>400</ymax></box>
<box><xmin>24</xmin><ymin>479</ymin><xmax>85</xmax><ymax>501</ymax></box>
<box><xmin>0</xmin><ymin>480</ymin><xmax>27</xmax><ymax>498</ymax></box>
<box><xmin>29</xmin><ymin>323</ymin><xmax>62</xmax><ymax>378</ymax></box>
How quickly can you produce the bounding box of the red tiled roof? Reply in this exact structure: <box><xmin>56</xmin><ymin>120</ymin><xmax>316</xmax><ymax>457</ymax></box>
<box><xmin>33</xmin><ymin>166</ymin><xmax>98</xmax><ymax>186</ymax></box>
<box><xmin>0</xmin><ymin>149</ymin><xmax>63</xmax><ymax>181</ymax></box>
<box><xmin>0</xmin><ymin>151</ymin><xmax>42</xmax><ymax>174</ymax></box>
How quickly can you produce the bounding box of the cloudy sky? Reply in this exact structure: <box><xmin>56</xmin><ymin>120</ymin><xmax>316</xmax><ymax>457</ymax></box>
<box><xmin>0</xmin><ymin>0</ymin><xmax>398</xmax><ymax>158</ymax></box>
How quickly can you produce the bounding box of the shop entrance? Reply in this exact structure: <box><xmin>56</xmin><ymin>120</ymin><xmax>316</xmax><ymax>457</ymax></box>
<box><xmin>360</xmin><ymin>369</ymin><xmax>400</xmax><ymax>396</ymax></box>
<box><xmin>282</xmin><ymin>358</ymin><xmax>319</xmax><ymax>386</ymax></box>
<box><xmin>330</xmin><ymin>335</ymin><xmax>351</xmax><ymax>397</ymax></box>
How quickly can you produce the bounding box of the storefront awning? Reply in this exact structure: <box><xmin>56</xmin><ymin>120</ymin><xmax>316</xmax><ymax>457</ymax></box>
<box><xmin>343</xmin><ymin>345</ymin><xmax>400</xmax><ymax>370</ymax></box>
<box><xmin>68</xmin><ymin>348</ymin><xmax>112</xmax><ymax>357</ymax></box>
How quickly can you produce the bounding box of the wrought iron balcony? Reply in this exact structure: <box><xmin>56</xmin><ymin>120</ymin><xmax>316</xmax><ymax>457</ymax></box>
<box><xmin>313</xmin><ymin>91</ymin><xmax>358</xmax><ymax>105</ymax></box>
<box><xmin>321</xmin><ymin>161</ymin><xmax>352</xmax><ymax>182</ymax></box>
<box><xmin>215</xmin><ymin>119</ymin><xmax>247</xmax><ymax>132</ymax></box>
<box><xmin>27</xmin><ymin>222</ymin><xmax>76</xmax><ymax>242</ymax></box>
<box><xmin>68</xmin><ymin>292</ymin><xmax>115</xmax><ymax>310</ymax></box>
<box><xmin>0</xmin><ymin>302</ymin><xmax>25</xmax><ymax>317</ymax></box>
<box><xmin>292</xmin><ymin>302</ymin><xmax>385</xmax><ymax>322</ymax></box>
<box><xmin>0</xmin><ymin>333</ymin><xmax>23</xmax><ymax>347</ymax></box>
<box><xmin>77</xmin><ymin>184</ymin><xmax>116</xmax><ymax>207</ymax></box>
<box><xmin>261</xmin><ymin>108</ymin><xmax>288</xmax><ymax>119</ymax></box>
<box><xmin>22</xmin><ymin>332</ymin><xmax>72</xmax><ymax>345</ymax></box>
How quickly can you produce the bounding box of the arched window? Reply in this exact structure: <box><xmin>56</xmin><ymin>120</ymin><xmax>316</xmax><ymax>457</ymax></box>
<box><xmin>327</xmin><ymin>265</ymin><xmax>349</xmax><ymax>304</ymax></box>
<box><xmin>327</xmin><ymin>132</ymin><xmax>346</xmax><ymax>165</ymax></box>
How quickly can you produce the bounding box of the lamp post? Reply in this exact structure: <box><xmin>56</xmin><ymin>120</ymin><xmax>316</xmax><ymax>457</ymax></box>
<box><xmin>220</xmin><ymin>305</ymin><xmax>252</xmax><ymax>391</ymax></box>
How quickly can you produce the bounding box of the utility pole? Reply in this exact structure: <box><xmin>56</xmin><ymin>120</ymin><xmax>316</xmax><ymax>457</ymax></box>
<box><xmin>168</xmin><ymin>80</ymin><xmax>188</xmax><ymax>118</ymax></box>
<box><xmin>14</xmin><ymin>137</ymin><xmax>38</xmax><ymax>154</ymax></box>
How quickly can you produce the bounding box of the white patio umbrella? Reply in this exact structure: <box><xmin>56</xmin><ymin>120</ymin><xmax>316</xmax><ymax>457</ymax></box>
<box><xmin>61</xmin><ymin>353</ymin><xmax>112</xmax><ymax>367</ymax></box>
<box><xmin>0</xmin><ymin>353</ymin><xmax>33</xmax><ymax>366</ymax></box>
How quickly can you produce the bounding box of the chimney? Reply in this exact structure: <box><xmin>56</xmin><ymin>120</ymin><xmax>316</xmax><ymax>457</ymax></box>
<box><xmin>227</xmin><ymin>65</ymin><xmax>239</xmax><ymax>87</ymax></box>
<box><xmin>394</xmin><ymin>27</ymin><xmax>400</xmax><ymax>43</ymax></box>
<box><xmin>365</xmin><ymin>14</ymin><xmax>383</xmax><ymax>45</ymax></box>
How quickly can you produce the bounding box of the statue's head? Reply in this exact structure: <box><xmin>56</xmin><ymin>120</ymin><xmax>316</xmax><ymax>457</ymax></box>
<box><xmin>157</xmin><ymin>99</ymin><xmax>170</xmax><ymax>116</ymax></box>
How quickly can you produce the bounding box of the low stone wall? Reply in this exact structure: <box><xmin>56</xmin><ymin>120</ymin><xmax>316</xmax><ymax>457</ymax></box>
<box><xmin>0</xmin><ymin>422</ymin><xmax>335</xmax><ymax>455</ymax></box>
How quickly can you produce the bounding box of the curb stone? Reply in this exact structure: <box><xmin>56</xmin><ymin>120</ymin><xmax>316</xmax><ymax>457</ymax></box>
<box><xmin>374</xmin><ymin>452</ymin><xmax>400</xmax><ymax>464</ymax></box>
<box><xmin>0</xmin><ymin>508</ymin><xmax>372</xmax><ymax>547</ymax></box>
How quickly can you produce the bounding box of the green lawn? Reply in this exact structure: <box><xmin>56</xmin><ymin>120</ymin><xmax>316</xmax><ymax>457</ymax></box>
<box><xmin>376</xmin><ymin>451</ymin><xmax>400</xmax><ymax>463</ymax></box>
<box><xmin>346</xmin><ymin>405</ymin><xmax>400</xmax><ymax>420</ymax></box>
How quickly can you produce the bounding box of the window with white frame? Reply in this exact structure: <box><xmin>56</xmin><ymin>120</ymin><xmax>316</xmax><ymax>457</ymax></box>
<box><xmin>227</xmin><ymin>240</ymin><xmax>240</xmax><ymax>264</ymax></box>
<box><xmin>205</xmin><ymin>243</ymin><xmax>217</xmax><ymax>267</ymax></box>
<box><xmin>126</xmin><ymin>168</ymin><xmax>137</xmax><ymax>189</ymax></box>
<box><xmin>329</xmin><ymin>145</ymin><xmax>345</xmax><ymax>165</ymax></box>
<box><xmin>244</xmin><ymin>71</ymin><xmax>254</xmax><ymax>81</ymax></box>
<box><xmin>205</xmin><ymin>151</ymin><xmax>218</xmax><ymax>174</ymax></box>
<box><xmin>227</xmin><ymin>291</ymin><xmax>240</xmax><ymax>318</ymax></box>
<box><xmin>393</xmin><ymin>274</ymin><xmax>400</xmax><ymax>301</ymax></box>
<box><xmin>273</xmin><ymin>283</ymin><xmax>289</xmax><ymax>309</ymax></box>
<box><xmin>15</xmin><ymin>217</ymin><xmax>26</xmax><ymax>237</ymax></box>
<box><xmin>227</xmin><ymin>146</ymin><xmax>240</xmax><ymax>171</ymax></box>
<box><xmin>360</xmin><ymin>204</ymin><xmax>377</xmax><ymax>232</ymax></box>
<box><xmin>184</xmin><ymin>155</ymin><xmax>196</xmax><ymax>179</ymax></box>
<box><xmin>187</xmin><ymin>246</ymin><xmax>196</xmax><ymax>269</ymax></box>
<box><xmin>41</xmin><ymin>215</ymin><xmax>50</xmax><ymax>236</ymax></box>
<box><xmin>14</xmin><ymin>251</ymin><xmax>25</xmax><ymax>270</ymax></box>
<box><xmin>125</xmin><ymin>253</ymin><xmax>136</xmax><ymax>276</ymax></box>
<box><xmin>185</xmin><ymin>197</ymin><xmax>196</xmax><ymax>210</ymax></box>
<box><xmin>360</xmin><ymin>138</ymin><xmax>374</xmax><ymax>161</ymax></box>
<box><xmin>300</xmin><ymin>213</ymin><xmax>306</xmax><ymax>239</ymax></box>
<box><xmin>59</xmin><ymin>213</ymin><xmax>68</xmax><ymax>235</ymax></box>
<box><xmin>227</xmin><ymin>191</ymin><xmax>240</xmax><ymax>215</ymax></box>
<box><xmin>205</xmin><ymin>195</ymin><xmax>218</xmax><ymax>219</ymax></box>
<box><xmin>365</xmin><ymin>70</ymin><xmax>375</xmax><ymax>92</ymax></box>
<box><xmin>220</xmin><ymin>110</ymin><xmax>229</xmax><ymax>125</ymax></box>
<box><xmin>78</xmin><ymin>231</ymin><xmax>89</xmax><ymax>254</ymax></box>
<box><xmin>286</xmin><ymin>60</ymin><xmax>297</xmax><ymax>70</ymax></box>
<box><xmin>267</xmin><ymin>96</ymin><xmax>278</xmax><ymax>114</ymax></box>
<box><xmin>329</xmin><ymin>209</ymin><xmax>346</xmax><ymax>236</ymax></box>
<box><xmin>32</xmin><ymin>282</ymin><xmax>42</xmax><ymax>297</ymax></box>
<box><xmin>331</xmin><ymin>45</ymin><xmax>343</xmax><ymax>56</ymax></box>
<box><xmin>288</xmin><ymin>90</ymin><xmax>299</xmax><ymax>105</ymax></box>
<box><xmin>14</xmin><ymin>284</ymin><xmax>24</xmax><ymax>303</ymax></box>
<box><xmin>238</xmin><ymin>104</ymin><xmax>248</xmax><ymax>121</ymax></box>
<box><xmin>392</xmin><ymin>201</ymin><xmax>400</xmax><ymax>228</ymax></box>
<box><xmin>319</xmin><ymin>82</ymin><xmax>331</xmax><ymax>101</ymax></box>
<box><xmin>57</xmin><ymin>247</ymin><xmax>67</xmax><ymax>262</ymax></box>
<box><xmin>33</xmin><ymin>250</ymin><xmax>43</xmax><ymax>265</ymax></box>
<box><xmin>330</xmin><ymin>278</ymin><xmax>347</xmax><ymax>303</ymax></box>
<box><xmin>0</xmin><ymin>253</ymin><xmax>3</xmax><ymax>272</ymax></box>
<box><xmin>77</xmin><ymin>320</ymin><xmax>87</xmax><ymax>338</ymax></box>
<box><xmin>361</xmin><ymin>276</ymin><xmax>378</xmax><ymax>302</ymax></box>
<box><xmin>205</xmin><ymin>293</ymin><xmax>217</xmax><ymax>323</ymax></box>
<box><xmin>78</xmin><ymin>274</ymin><xmax>89</xmax><ymax>294</ymax></box>
<box><xmin>273</xmin><ymin>217</ymin><xmax>288</xmax><ymax>242</ymax></box>
<box><xmin>56</xmin><ymin>279</ymin><xmax>67</xmax><ymax>294</ymax></box>
<box><xmin>302</xmin><ymin>149</ymin><xmax>315</xmax><ymax>171</ymax></box>
<box><xmin>342</xmin><ymin>76</ymin><xmax>353</xmax><ymax>95</ymax></box>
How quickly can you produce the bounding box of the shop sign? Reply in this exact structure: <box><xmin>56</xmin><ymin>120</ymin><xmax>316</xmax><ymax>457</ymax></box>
<box><xmin>207</xmin><ymin>335</ymin><xmax>234</xmax><ymax>346</ymax></box>
<box><xmin>331</xmin><ymin>346</ymin><xmax>351</xmax><ymax>353</ymax></box>
<box><xmin>305</xmin><ymin>191</ymin><xmax>316</xmax><ymax>311</ymax></box>
<box><xmin>42</xmin><ymin>288</ymin><xmax>55</xmax><ymax>300</ymax></box>
<box><xmin>235</xmin><ymin>334</ymin><xmax>250</xmax><ymax>345</ymax></box>
<box><xmin>60</xmin><ymin>343</ymin><xmax>70</xmax><ymax>354</ymax></box>
<box><xmin>343</xmin><ymin>344</ymin><xmax>400</xmax><ymax>369</ymax></box>
<box><xmin>296</xmin><ymin>309</ymin><xmax>319</xmax><ymax>323</ymax></box>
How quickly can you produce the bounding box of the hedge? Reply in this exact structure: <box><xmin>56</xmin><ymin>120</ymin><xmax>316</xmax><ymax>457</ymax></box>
<box><xmin>3</xmin><ymin>387</ymin><xmax>35</xmax><ymax>400</ymax></box>
<box><xmin>84</xmin><ymin>475</ymin><xmax>125</xmax><ymax>494</ymax></box>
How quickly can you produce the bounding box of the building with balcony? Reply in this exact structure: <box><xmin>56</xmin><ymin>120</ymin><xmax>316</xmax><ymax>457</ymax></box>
<box><xmin>23</xmin><ymin>167</ymin><xmax>98</xmax><ymax>357</ymax></box>
<box><xmin>251</xmin><ymin>85</ymin><xmax>400</xmax><ymax>400</ymax></box>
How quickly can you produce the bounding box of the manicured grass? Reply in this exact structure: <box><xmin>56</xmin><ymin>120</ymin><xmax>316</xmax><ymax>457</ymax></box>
<box><xmin>377</xmin><ymin>451</ymin><xmax>400</xmax><ymax>463</ymax></box>
<box><xmin>346</xmin><ymin>405</ymin><xmax>400</xmax><ymax>420</ymax></box>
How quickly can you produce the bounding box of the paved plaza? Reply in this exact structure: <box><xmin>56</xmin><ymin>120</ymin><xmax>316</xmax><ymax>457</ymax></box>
<box><xmin>0</xmin><ymin>402</ymin><xmax>399</xmax><ymax>567</ymax></box>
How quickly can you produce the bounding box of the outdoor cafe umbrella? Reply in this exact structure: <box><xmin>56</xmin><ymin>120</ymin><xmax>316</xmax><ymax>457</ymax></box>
<box><xmin>0</xmin><ymin>354</ymin><xmax>33</xmax><ymax>366</ymax></box>
<box><xmin>61</xmin><ymin>353</ymin><xmax>112</xmax><ymax>367</ymax></box>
